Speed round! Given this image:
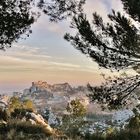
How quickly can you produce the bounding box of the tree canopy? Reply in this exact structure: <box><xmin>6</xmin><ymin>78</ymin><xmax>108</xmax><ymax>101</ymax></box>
<box><xmin>87</xmin><ymin>74</ymin><xmax>140</xmax><ymax>110</ymax></box>
<box><xmin>0</xmin><ymin>0</ymin><xmax>37</xmax><ymax>50</ymax></box>
<box><xmin>65</xmin><ymin>0</ymin><xmax>140</xmax><ymax>70</ymax></box>
<box><xmin>61</xmin><ymin>99</ymin><xmax>86</xmax><ymax>137</ymax></box>
<box><xmin>38</xmin><ymin>0</ymin><xmax>85</xmax><ymax>22</ymax></box>
<box><xmin>66</xmin><ymin>99</ymin><xmax>86</xmax><ymax>117</ymax></box>
<box><xmin>8</xmin><ymin>96</ymin><xmax>35</xmax><ymax>113</ymax></box>
<box><xmin>64</xmin><ymin>0</ymin><xmax>140</xmax><ymax>110</ymax></box>
<box><xmin>0</xmin><ymin>0</ymin><xmax>85</xmax><ymax>50</ymax></box>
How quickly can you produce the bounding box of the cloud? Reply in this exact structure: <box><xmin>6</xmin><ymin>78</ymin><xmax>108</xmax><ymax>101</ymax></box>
<box><xmin>49</xmin><ymin>61</ymin><xmax>80</xmax><ymax>68</ymax></box>
<box><xmin>83</xmin><ymin>0</ymin><xmax>124</xmax><ymax>23</ymax></box>
<box><xmin>84</xmin><ymin>0</ymin><xmax>109</xmax><ymax>22</ymax></box>
<box><xmin>0</xmin><ymin>44</ymin><xmax>52</xmax><ymax>62</ymax></box>
<box><xmin>32</xmin><ymin>14</ymin><xmax>68</xmax><ymax>35</ymax></box>
<box><xmin>110</xmin><ymin>0</ymin><xmax>123</xmax><ymax>12</ymax></box>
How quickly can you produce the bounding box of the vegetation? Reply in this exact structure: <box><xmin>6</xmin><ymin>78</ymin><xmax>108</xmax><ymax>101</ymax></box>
<box><xmin>0</xmin><ymin>97</ymin><xmax>54</xmax><ymax>140</ymax></box>
<box><xmin>65</xmin><ymin>0</ymin><xmax>140</xmax><ymax>70</ymax></box>
<box><xmin>1</xmin><ymin>0</ymin><xmax>140</xmax><ymax>139</ymax></box>
<box><xmin>59</xmin><ymin>99</ymin><xmax>87</xmax><ymax>138</ymax></box>
<box><xmin>84</xmin><ymin>115</ymin><xmax>140</xmax><ymax>140</ymax></box>
<box><xmin>65</xmin><ymin>0</ymin><xmax>140</xmax><ymax>112</ymax></box>
<box><xmin>0</xmin><ymin>0</ymin><xmax>37</xmax><ymax>50</ymax></box>
<box><xmin>8</xmin><ymin>96</ymin><xmax>35</xmax><ymax>114</ymax></box>
<box><xmin>87</xmin><ymin>74</ymin><xmax>140</xmax><ymax>110</ymax></box>
<box><xmin>0</xmin><ymin>96</ymin><xmax>139</xmax><ymax>139</ymax></box>
<box><xmin>64</xmin><ymin>1</ymin><xmax>140</xmax><ymax>139</ymax></box>
<box><xmin>0</xmin><ymin>0</ymin><xmax>85</xmax><ymax>50</ymax></box>
<box><xmin>66</xmin><ymin>99</ymin><xmax>86</xmax><ymax>117</ymax></box>
<box><xmin>0</xmin><ymin>120</ymin><xmax>50</xmax><ymax>140</ymax></box>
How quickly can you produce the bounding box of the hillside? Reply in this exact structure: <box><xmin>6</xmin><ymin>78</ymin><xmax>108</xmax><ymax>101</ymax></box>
<box><xmin>14</xmin><ymin>81</ymin><xmax>90</xmax><ymax>115</ymax></box>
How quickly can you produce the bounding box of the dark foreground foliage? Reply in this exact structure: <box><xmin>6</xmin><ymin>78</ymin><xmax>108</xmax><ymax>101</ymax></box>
<box><xmin>84</xmin><ymin>130</ymin><xmax>140</xmax><ymax>140</ymax></box>
<box><xmin>0</xmin><ymin>97</ymin><xmax>139</xmax><ymax>140</ymax></box>
<box><xmin>0</xmin><ymin>119</ymin><xmax>52</xmax><ymax>140</ymax></box>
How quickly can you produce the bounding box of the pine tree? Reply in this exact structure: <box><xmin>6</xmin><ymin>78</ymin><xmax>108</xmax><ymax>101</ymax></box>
<box><xmin>65</xmin><ymin>0</ymin><xmax>140</xmax><ymax>110</ymax></box>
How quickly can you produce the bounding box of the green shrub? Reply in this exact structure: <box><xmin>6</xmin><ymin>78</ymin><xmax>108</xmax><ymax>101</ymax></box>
<box><xmin>0</xmin><ymin>119</ymin><xmax>52</xmax><ymax>140</ymax></box>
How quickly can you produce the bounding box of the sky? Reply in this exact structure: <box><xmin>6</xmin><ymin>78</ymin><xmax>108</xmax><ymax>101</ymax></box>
<box><xmin>0</xmin><ymin>0</ymin><xmax>134</xmax><ymax>93</ymax></box>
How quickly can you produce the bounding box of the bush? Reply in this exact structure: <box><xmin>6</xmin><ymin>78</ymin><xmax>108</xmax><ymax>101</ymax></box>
<box><xmin>0</xmin><ymin>119</ymin><xmax>52</xmax><ymax>140</ymax></box>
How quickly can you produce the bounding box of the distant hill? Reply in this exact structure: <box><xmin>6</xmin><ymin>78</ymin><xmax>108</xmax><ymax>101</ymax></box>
<box><xmin>14</xmin><ymin>81</ymin><xmax>90</xmax><ymax>115</ymax></box>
